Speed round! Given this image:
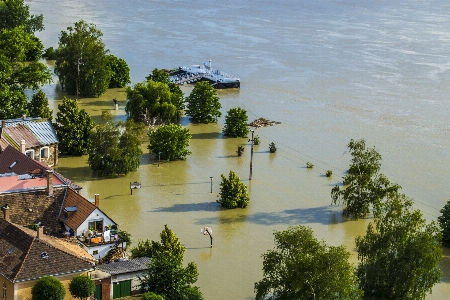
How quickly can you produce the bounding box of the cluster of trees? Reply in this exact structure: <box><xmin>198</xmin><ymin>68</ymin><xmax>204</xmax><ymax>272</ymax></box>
<box><xmin>131</xmin><ymin>225</ymin><xmax>203</xmax><ymax>300</ymax></box>
<box><xmin>31</xmin><ymin>274</ymin><xmax>94</xmax><ymax>300</ymax></box>
<box><xmin>255</xmin><ymin>138</ymin><xmax>443</xmax><ymax>300</ymax></box>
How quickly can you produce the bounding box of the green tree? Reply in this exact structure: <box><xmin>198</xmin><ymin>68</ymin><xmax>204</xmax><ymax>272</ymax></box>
<box><xmin>55</xmin><ymin>20</ymin><xmax>112</xmax><ymax>97</ymax></box>
<box><xmin>146</xmin><ymin>68</ymin><xmax>184</xmax><ymax>111</ymax></box>
<box><xmin>88</xmin><ymin>110</ymin><xmax>144</xmax><ymax>176</ymax></box>
<box><xmin>54</xmin><ymin>97</ymin><xmax>94</xmax><ymax>155</ymax></box>
<box><xmin>222</xmin><ymin>107</ymin><xmax>249</xmax><ymax>138</ymax></box>
<box><xmin>331</xmin><ymin>139</ymin><xmax>400</xmax><ymax>219</ymax></box>
<box><xmin>107</xmin><ymin>54</ymin><xmax>130</xmax><ymax>88</ymax></box>
<box><xmin>138</xmin><ymin>225</ymin><xmax>203</xmax><ymax>300</ymax></box>
<box><xmin>255</xmin><ymin>225</ymin><xmax>362</xmax><ymax>300</ymax></box>
<box><xmin>438</xmin><ymin>199</ymin><xmax>450</xmax><ymax>245</ymax></box>
<box><xmin>28</xmin><ymin>90</ymin><xmax>53</xmax><ymax>120</ymax></box>
<box><xmin>148</xmin><ymin>124</ymin><xmax>191</xmax><ymax>161</ymax></box>
<box><xmin>0</xmin><ymin>26</ymin><xmax>52</xmax><ymax>119</ymax></box>
<box><xmin>356</xmin><ymin>192</ymin><xmax>442</xmax><ymax>300</ymax></box>
<box><xmin>185</xmin><ymin>80</ymin><xmax>221</xmax><ymax>123</ymax></box>
<box><xmin>126</xmin><ymin>80</ymin><xmax>181</xmax><ymax>124</ymax></box>
<box><xmin>31</xmin><ymin>276</ymin><xmax>65</xmax><ymax>300</ymax></box>
<box><xmin>217</xmin><ymin>170</ymin><xmax>249</xmax><ymax>209</ymax></box>
<box><xmin>141</xmin><ymin>292</ymin><xmax>165</xmax><ymax>300</ymax></box>
<box><xmin>69</xmin><ymin>275</ymin><xmax>95</xmax><ymax>300</ymax></box>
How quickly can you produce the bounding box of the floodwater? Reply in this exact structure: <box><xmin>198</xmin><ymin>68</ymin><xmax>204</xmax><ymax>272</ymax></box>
<box><xmin>28</xmin><ymin>0</ymin><xmax>450</xmax><ymax>299</ymax></box>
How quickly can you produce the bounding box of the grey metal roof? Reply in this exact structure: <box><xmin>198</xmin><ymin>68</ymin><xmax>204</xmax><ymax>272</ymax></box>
<box><xmin>3</xmin><ymin>118</ymin><xmax>58</xmax><ymax>145</ymax></box>
<box><xmin>96</xmin><ymin>257</ymin><xmax>151</xmax><ymax>275</ymax></box>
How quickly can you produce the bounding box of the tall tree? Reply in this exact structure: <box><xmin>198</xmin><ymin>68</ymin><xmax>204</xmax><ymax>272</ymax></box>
<box><xmin>255</xmin><ymin>225</ymin><xmax>363</xmax><ymax>300</ymax></box>
<box><xmin>126</xmin><ymin>80</ymin><xmax>181</xmax><ymax>125</ymax></box>
<box><xmin>331</xmin><ymin>139</ymin><xmax>400</xmax><ymax>219</ymax></box>
<box><xmin>185</xmin><ymin>80</ymin><xmax>221</xmax><ymax>123</ymax></box>
<box><xmin>138</xmin><ymin>225</ymin><xmax>203</xmax><ymax>300</ymax></box>
<box><xmin>217</xmin><ymin>170</ymin><xmax>249</xmax><ymax>209</ymax></box>
<box><xmin>88</xmin><ymin>110</ymin><xmax>144</xmax><ymax>176</ymax></box>
<box><xmin>54</xmin><ymin>97</ymin><xmax>94</xmax><ymax>155</ymax></box>
<box><xmin>28</xmin><ymin>90</ymin><xmax>53</xmax><ymax>120</ymax></box>
<box><xmin>107</xmin><ymin>54</ymin><xmax>131</xmax><ymax>88</ymax></box>
<box><xmin>146</xmin><ymin>68</ymin><xmax>184</xmax><ymax>111</ymax></box>
<box><xmin>356</xmin><ymin>192</ymin><xmax>442</xmax><ymax>300</ymax></box>
<box><xmin>55</xmin><ymin>20</ymin><xmax>112</xmax><ymax>97</ymax></box>
<box><xmin>438</xmin><ymin>199</ymin><xmax>450</xmax><ymax>245</ymax></box>
<box><xmin>31</xmin><ymin>276</ymin><xmax>65</xmax><ymax>300</ymax></box>
<box><xmin>148</xmin><ymin>124</ymin><xmax>192</xmax><ymax>161</ymax></box>
<box><xmin>69</xmin><ymin>275</ymin><xmax>95</xmax><ymax>300</ymax></box>
<box><xmin>222</xmin><ymin>107</ymin><xmax>249</xmax><ymax>138</ymax></box>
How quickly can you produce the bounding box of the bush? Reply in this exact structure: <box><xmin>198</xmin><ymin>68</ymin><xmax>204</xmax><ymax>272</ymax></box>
<box><xmin>306</xmin><ymin>162</ymin><xmax>314</xmax><ymax>169</ymax></box>
<box><xmin>253</xmin><ymin>135</ymin><xmax>260</xmax><ymax>145</ymax></box>
<box><xmin>269</xmin><ymin>142</ymin><xmax>276</xmax><ymax>153</ymax></box>
<box><xmin>69</xmin><ymin>275</ymin><xmax>95</xmax><ymax>300</ymax></box>
<box><xmin>141</xmin><ymin>292</ymin><xmax>165</xmax><ymax>300</ymax></box>
<box><xmin>31</xmin><ymin>276</ymin><xmax>65</xmax><ymax>300</ymax></box>
<box><xmin>326</xmin><ymin>170</ymin><xmax>333</xmax><ymax>177</ymax></box>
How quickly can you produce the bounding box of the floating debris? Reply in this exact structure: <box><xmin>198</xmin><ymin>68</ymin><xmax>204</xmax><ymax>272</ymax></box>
<box><xmin>249</xmin><ymin>118</ymin><xmax>281</xmax><ymax>128</ymax></box>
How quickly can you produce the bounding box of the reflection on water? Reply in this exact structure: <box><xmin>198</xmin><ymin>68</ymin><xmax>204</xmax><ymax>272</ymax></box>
<box><xmin>30</xmin><ymin>0</ymin><xmax>450</xmax><ymax>298</ymax></box>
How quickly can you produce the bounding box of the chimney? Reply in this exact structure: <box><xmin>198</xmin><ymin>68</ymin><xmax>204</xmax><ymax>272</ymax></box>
<box><xmin>1</xmin><ymin>204</ymin><xmax>10</xmax><ymax>222</ymax></box>
<box><xmin>37</xmin><ymin>226</ymin><xmax>44</xmax><ymax>239</ymax></box>
<box><xmin>46</xmin><ymin>170</ymin><xmax>53</xmax><ymax>196</ymax></box>
<box><xmin>1</xmin><ymin>120</ymin><xmax>5</xmax><ymax>128</ymax></box>
<box><xmin>94</xmin><ymin>194</ymin><xmax>99</xmax><ymax>207</ymax></box>
<box><xmin>21</xmin><ymin>140</ymin><xmax>26</xmax><ymax>154</ymax></box>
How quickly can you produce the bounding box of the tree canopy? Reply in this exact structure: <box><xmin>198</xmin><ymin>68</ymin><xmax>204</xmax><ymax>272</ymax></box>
<box><xmin>217</xmin><ymin>170</ymin><xmax>249</xmax><ymax>209</ymax></box>
<box><xmin>107</xmin><ymin>54</ymin><xmax>131</xmax><ymax>88</ymax></box>
<box><xmin>146</xmin><ymin>68</ymin><xmax>184</xmax><ymax>111</ymax></box>
<box><xmin>54</xmin><ymin>97</ymin><xmax>94</xmax><ymax>155</ymax></box>
<box><xmin>31</xmin><ymin>276</ymin><xmax>65</xmax><ymax>300</ymax></box>
<box><xmin>438</xmin><ymin>199</ymin><xmax>450</xmax><ymax>245</ymax></box>
<box><xmin>28</xmin><ymin>90</ymin><xmax>53</xmax><ymax>120</ymax></box>
<box><xmin>356</xmin><ymin>192</ymin><xmax>442</xmax><ymax>300</ymax></box>
<box><xmin>331</xmin><ymin>139</ymin><xmax>400</xmax><ymax>219</ymax></box>
<box><xmin>138</xmin><ymin>225</ymin><xmax>203</xmax><ymax>300</ymax></box>
<box><xmin>126</xmin><ymin>79</ymin><xmax>182</xmax><ymax>125</ymax></box>
<box><xmin>255</xmin><ymin>225</ymin><xmax>362</xmax><ymax>300</ymax></box>
<box><xmin>222</xmin><ymin>107</ymin><xmax>249</xmax><ymax>138</ymax></box>
<box><xmin>55</xmin><ymin>20</ymin><xmax>111</xmax><ymax>97</ymax></box>
<box><xmin>148</xmin><ymin>124</ymin><xmax>192</xmax><ymax>161</ymax></box>
<box><xmin>185</xmin><ymin>80</ymin><xmax>221</xmax><ymax>123</ymax></box>
<box><xmin>88</xmin><ymin>110</ymin><xmax>144</xmax><ymax>176</ymax></box>
<box><xmin>69</xmin><ymin>275</ymin><xmax>95</xmax><ymax>300</ymax></box>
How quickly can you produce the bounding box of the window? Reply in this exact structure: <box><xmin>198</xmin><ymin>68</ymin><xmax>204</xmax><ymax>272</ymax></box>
<box><xmin>40</xmin><ymin>147</ymin><xmax>49</xmax><ymax>158</ymax></box>
<box><xmin>25</xmin><ymin>150</ymin><xmax>34</xmax><ymax>159</ymax></box>
<box><xmin>2</xmin><ymin>282</ymin><xmax>6</xmax><ymax>300</ymax></box>
<box><xmin>88</xmin><ymin>219</ymin><xmax>104</xmax><ymax>232</ymax></box>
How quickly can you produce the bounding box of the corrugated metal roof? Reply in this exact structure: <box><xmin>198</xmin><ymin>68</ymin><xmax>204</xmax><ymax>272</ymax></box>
<box><xmin>3</xmin><ymin>125</ymin><xmax>41</xmax><ymax>148</ymax></box>
<box><xmin>96</xmin><ymin>257</ymin><xmax>151</xmax><ymax>275</ymax></box>
<box><xmin>24</xmin><ymin>120</ymin><xmax>58</xmax><ymax>145</ymax></box>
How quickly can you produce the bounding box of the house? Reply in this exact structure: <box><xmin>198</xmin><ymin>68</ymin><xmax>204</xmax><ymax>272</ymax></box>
<box><xmin>0</xmin><ymin>217</ymin><xmax>94</xmax><ymax>300</ymax></box>
<box><xmin>93</xmin><ymin>257</ymin><xmax>151</xmax><ymax>299</ymax></box>
<box><xmin>0</xmin><ymin>146</ymin><xmax>126</xmax><ymax>262</ymax></box>
<box><xmin>0</xmin><ymin>116</ymin><xmax>59</xmax><ymax>167</ymax></box>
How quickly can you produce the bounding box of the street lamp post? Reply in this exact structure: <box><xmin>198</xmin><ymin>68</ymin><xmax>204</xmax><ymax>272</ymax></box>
<box><xmin>210</xmin><ymin>176</ymin><xmax>213</xmax><ymax>193</ymax></box>
<box><xmin>249</xmin><ymin>130</ymin><xmax>254</xmax><ymax>180</ymax></box>
<box><xmin>158</xmin><ymin>152</ymin><xmax>161</xmax><ymax>167</ymax></box>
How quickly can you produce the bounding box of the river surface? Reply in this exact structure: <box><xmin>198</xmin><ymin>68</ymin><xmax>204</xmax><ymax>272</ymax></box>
<box><xmin>28</xmin><ymin>1</ymin><xmax>450</xmax><ymax>299</ymax></box>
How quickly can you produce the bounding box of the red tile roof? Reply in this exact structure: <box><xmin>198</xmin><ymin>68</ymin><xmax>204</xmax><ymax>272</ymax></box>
<box><xmin>60</xmin><ymin>188</ymin><xmax>97</xmax><ymax>230</ymax></box>
<box><xmin>0</xmin><ymin>174</ymin><xmax>64</xmax><ymax>193</ymax></box>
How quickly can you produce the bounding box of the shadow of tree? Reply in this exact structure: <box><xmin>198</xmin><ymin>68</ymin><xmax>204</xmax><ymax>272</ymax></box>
<box><xmin>151</xmin><ymin>201</ymin><xmax>221</xmax><ymax>213</ymax></box>
<box><xmin>190</xmin><ymin>132</ymin><xmax>221</xmax><ymax>140</ymax></box>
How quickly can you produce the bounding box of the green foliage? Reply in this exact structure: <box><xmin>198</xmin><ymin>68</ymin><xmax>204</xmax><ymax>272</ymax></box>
<box><xmin>146</xmin><ymin>68</ymin><xmax>185</xmax><ymax>111</ymax></box>
<box><xmin>0</xmin><ymin>25</ymin><xmax>51</xmax><ymax>119</ymax></box>
<box><xmin>306</xmin><ymin>162</ymin><xmax>314</xmax><ymax>168</ymax></box>
<box><xmin>0</xmin><ymin>0</ymin><xmax>44</xmax><ymax>33</ymax></box>
<box><xmin>438</xmin><ymin>199</ymin><xmax>450</xmax><ymax>245</ymax></box>
<box><xmin>55</xmin><ymin>20</ymin><xmax>112</xmax><ymax>97</ymax></box>
<box><xmin>222</xmin><ymin>107</ymin><xmax>249</xmax><ymax>138</ymax></box>
<box><xmin>331</xmin><ymin>139</ymin><xmax>401</xmax><ymax>219</ymax></box>
<box><xmin>88</xmin><ymin>111</ymin><xmax>144</xmax><ymax>176</ymax></box>
<box><xmin>326</xmin><ymin>170</ymin><xmax>333</xmax><ymax>177</ymax></box>
<box><xmin>54</xmin><ymin>97</ymin><xmax>94</xmax><ymax>155</ymax></box>
<box><xmin>43</xmin><ymin>46</ymin><xmax>58</xmax><ymax>60</ymax></box>
<box><xmin>269</xmin><ymin>142</ymin><xmax>276</xmax><ymax>153</ymax></box>
<box><xmin>356</xmin><ymin>192</ymin><xmax>442</xmax><ymax>300</ymax></box>
<box><xmin>31</xmin><ymin>276</ymin><xmax>65</xmax><ymax>300</ymax></box>
<box><xmin>185</xmin><ymin>81</ymin><xmax>221</xmax><ymax>123</ymax></box>
<box><xmin>131</xmin><ymin>225</ymin><xmax>185</xmax><ymax>264</ymax></box>
<box><xmin>28</xmin><ymin>90</ymin><xmax>53</xmax><ymax>120</ymax></box>
<box><xmin>148</xmin><ymin>124</ymin><xmax>192</xmax><ymax>161</ymax></box>
<box><xmin>117</xmin><ymin>229</ymin><xmax>132</xmax><ymax>249</ymax></box>
<box><xmin>217</xmin><ymin>170</ymin><xmax>249</xmax><ymax>209</ymax></box>
<box><xmin>253</xmin><ymin>135</ymin><xmax>260</xmax><ymax>145</ymax></box>
<box><xmin>139</xmin><ymin>225</ymin><xmax>203</xmax><ymax>300</ymax></box>
<box><xmin>141</xmin><ymin>292</ymin><xmax>165</xmax><ymax>300</ymax></box>
<box><xmin>69</xmin><ymin>275</ymin><xmax>95</xmax><ymax>300</ymax></box>
<box><xmin>255</xmin><ymin>225</ymin><xmax>363</xmax><ymax>300</ymax></box>
<box><xmin>107</xmin><ymin>54</ymin><xmax>130</xmax><ymax>88</ymax></box>
<box><xmin>27</xmin><ymin>224</ymin><xmax>38</xmax><ymax>231</ymax></box>
<box><xmin>126</xmin><ymin>80</ymin><xmax>181</xmax><ymax>124</ymax></box>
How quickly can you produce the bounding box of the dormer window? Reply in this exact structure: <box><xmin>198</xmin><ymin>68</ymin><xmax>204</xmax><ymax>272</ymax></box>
<box><xmin>25</xmin><ymin>150</ymin><xmax>34</xmax><ymax>159</ymax></box>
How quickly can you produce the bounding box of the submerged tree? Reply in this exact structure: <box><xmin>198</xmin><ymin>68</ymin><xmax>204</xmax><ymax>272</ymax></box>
<box><xmin>438</xmin><ymin>199</ymin><xmax>450</xmax><ymax>245</ymax></box>
<box><xmin>217</xmin><ymin>170</ymin><xmax>249</xmax><ymax>209</ymax></box>
<box><xmin>356</xmin><ymin>192</ymin><xmax>442</xmax><ymax>300</ymax></box>
<box><xmin>146</xmin><ymin>68</ymin><xmax>184</xmax><ymax>110</ymax></box>
<box><xmin>255</xmin><ymin>225</ymin><xmax>362</xmax><ymax>300</ymax></box>
<box><xmin>222</xmin><ymin>107</ymin><xmax>249</xmax><ymax>138</ymax></box>
<box><xmin>28</xmin><ymin>90</ymin><xmax>53</xmax><ymax>120</ymax></box>
<box><xmin>185</xmin><ymin>81</ymin><xmax>221</xmax><ymax>123</ymax></box>
<box><xmin>331</xmin><ymin>139</ymin><xmax>400</xmax><ymax>219</ymax></box>
<box><xmin>107</xmin><ymin>54</ymin><xmax>131</xmax><ymax>88</ymax></box>
<box><xmin>148</xmin><ymin>124</ymin><xmax>191</xmax><ymax>161</ymax></box>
